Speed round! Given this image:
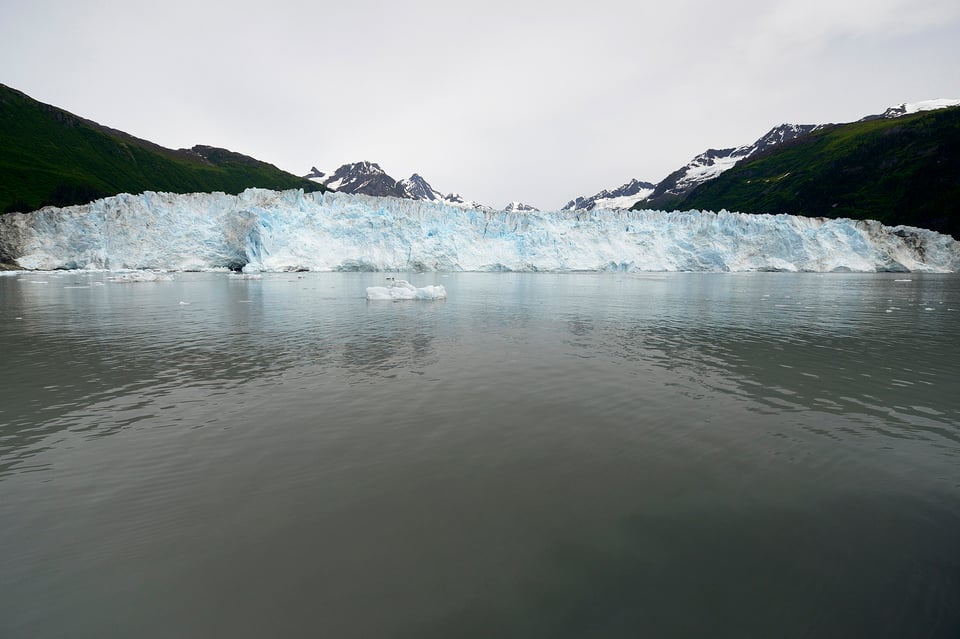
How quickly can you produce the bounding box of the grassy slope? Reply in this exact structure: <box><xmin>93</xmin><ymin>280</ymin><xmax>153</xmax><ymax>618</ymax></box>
<box><xmin>0</xmin><ymin>84</ymin><xmax>324</xmax><ymax>213</ymax></box>
<box><xmin>635</xmin><ymin>107</ymin><xmax>960</xmax><ymax>239</ymax></box>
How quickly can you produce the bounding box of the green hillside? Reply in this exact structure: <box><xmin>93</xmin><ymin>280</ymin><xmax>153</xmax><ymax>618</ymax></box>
<box><xmin>636</xmin><ymin>107</ymin><xmax>960</xmax><ymax>239</ymax></box>
<box><xmin>0</xmin><ymin>84</ymin><xmax>324</xmax><ymax>214</ymax></box>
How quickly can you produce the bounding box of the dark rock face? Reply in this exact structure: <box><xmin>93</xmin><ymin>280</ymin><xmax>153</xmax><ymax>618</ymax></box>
<box><xmin>749</xmin><ymin>124</ymin><xmax>824</xmax><ymax>155</ymax></box>
<box><xmin>397</xmin><ymin>174</ymin><xmax>440</xmax><ymax>201</ymax></box>
<box><xmin>304</xmin><ymin>162</ymin><xmax>495</xmax><ymax>209</ymax></box>
<box><xmin>305</xmin><ymin>162</ymin><xmax>448</xmax><ymax>201</ymax></box>
<box><xmin>310</xmin><ymin>161</ymin><xmax>407</xmax><ymax>198</ymax></box>
<box><xmin>304</xmin><ymin>166</ymin><xmax>325</xmax><ymax>180</ymax></box>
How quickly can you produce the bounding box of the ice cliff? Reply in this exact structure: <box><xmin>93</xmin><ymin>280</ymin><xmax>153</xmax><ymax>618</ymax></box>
<box><xmin>1</xmin><ymin>189</ymin><xmax>958</xmax><ymax>273</ymax></box>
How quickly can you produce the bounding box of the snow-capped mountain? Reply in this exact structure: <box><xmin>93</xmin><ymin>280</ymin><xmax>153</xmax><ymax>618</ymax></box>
<box><xmin>569</xmin><ymin>98</ymin><xmax>960</xmax><ymax>213</ymax></box>
<box><xmin>503</xmin><ymin>201</ymin><xmax>539</xmax><ymax>212</ymax></box>
<box><xmin>860</xmin><ymin>98</ymin><xmax>960</xmax><ymax>121</ymax></box>
<box><xmin>304</xmin><ymin>161</ymin><xmax>404</xmax><ymax>197</ymax></box>
<box><xmin>2</xmin><ymin>189</ymin><xmax>957</xmax><ymax>273</ymax></box>
<box><xmin>397</xmin><ymin>173</ymin><xmax>441</xmax><ymax>201</ymax></box>
<box><xmin>562</xmin><ymin>124</ymin><xmax>820</xmax><ymax>212</ymax></box>
<box><xmin>643</xmin><ymin>123</ymin><xmax>825</xmax><ymax>207</ymax></box>
<box><xmin>396</xmin><ymin>174</ymin><xmax>492</xmax><ymax>210</ymax></box>
<box><xmin>305</xmin><ymin>162</ymin><xmax>493</xmax><ymax>210</ymax></box>
<box><xmin>562</xmin><ymin>178</ymin><xmax>656</xmax><ymax>211</ymax></box>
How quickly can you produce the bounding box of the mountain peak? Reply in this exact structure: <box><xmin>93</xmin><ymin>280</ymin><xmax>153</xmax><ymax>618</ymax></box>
<box><xmin>503</xmin><ymin>201</ymin><xmax>539</xmax><ymax>212</ymax></box>
<box><xmin>304</xmin><ymin>161</ymin><xmax>400</xmax><ymax>196</ymax></box>
<box><xmin>561</xmin><ymin>178</ymin><xmax>656</xmax><ymax>211</ymax></box>
<box><xmin>397</xmin><ymin>173</ymin><xmax>440</xmax><ymax>201</ymax></box>
<box><xmin>749</xmin><ymin>123</ymin><xmax>824</xmax><ymax>156</ymax></box>
<box><xmin>305</xmin><ymin>162</ymin><xmax>493</xmax><ymax>210</ymax></box>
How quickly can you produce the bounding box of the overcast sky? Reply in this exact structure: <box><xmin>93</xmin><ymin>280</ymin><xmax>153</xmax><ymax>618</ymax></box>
<box><xmin>2</xmin><ymin>0</ymin><xmax>959</xmax><ymax>209</ymax></box>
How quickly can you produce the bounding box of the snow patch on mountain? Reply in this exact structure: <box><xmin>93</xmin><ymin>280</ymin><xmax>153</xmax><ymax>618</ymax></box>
<box><xmin>664</xmin><ymin>148</ymin><xmax>748</xmax><ymax>193</ymax></box>
<box><xmin>562</xmin><ymin>179</ymin><xmax>656</xmax><ymax>211</ymax></box>
<box><xmin>2</xmin><ymin>189</ymin><xmax>957</xmax><ymax>274</ymax></box>
<box><xmin>565</xmin><ymin>123</ymin><xmax>823</xmax><ymax>212</ymax></box>
<box><xmin>397</xmin><ymin>173</ymin><xmax>441</xmax><ymax>201</ymax></box>
<box><xmin>641</xmin><ymin>100</ymin><xmax>959</xmax><ymax>206</ymax></box>
<box><xmin>642</xmin><ymin>123</ymin><xmax>825</xmax><ymax>206</ymax></box>
<box><xmin>304</xmin><ymin>161</ymin><xmax>402</xmax><ymax>197</ymax></box>
<box><xmin>864</xmin><ymin>99</ymin><xmax>960</xmax><ymax>120</ymax></box>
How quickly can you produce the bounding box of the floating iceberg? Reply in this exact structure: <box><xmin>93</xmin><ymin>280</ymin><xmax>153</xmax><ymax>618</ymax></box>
<box><xmin>107</xmin><ymin>271</ymin><xmax>174</xmax><ymax>283</ymax></box>
<box><xmin>366</xmin><ymin>278</ymin><xmax>447</xmax><ymax>300</ymax></box>
<box><xmin>1</xmin><ymin>189</ymin><xmax>958</xmax><ymax>273</ymax></box>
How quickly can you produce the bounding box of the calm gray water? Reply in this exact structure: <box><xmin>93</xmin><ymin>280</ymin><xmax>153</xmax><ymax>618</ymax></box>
<box><xmin>1</xmin><ymin>271</ymin><xmax>958</xmax><ymax>638</ymax></box>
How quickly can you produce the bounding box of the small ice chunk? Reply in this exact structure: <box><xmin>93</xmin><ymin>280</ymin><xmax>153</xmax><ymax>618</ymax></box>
<box><xmin>109</xmin><ymin>272</ymin><xmax>173</xmax><ymax>283</ymax></box>
<box><xmin>366</xmin><ymin>278</ymin><xmax>447</xmax><ymax>301</ymax></box>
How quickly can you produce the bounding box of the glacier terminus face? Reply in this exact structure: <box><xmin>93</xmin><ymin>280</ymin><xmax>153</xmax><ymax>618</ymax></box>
<box><xmin>1</xmin><ymin>189</ymin><xmax>958</xmax><ymax>273</ymax></box>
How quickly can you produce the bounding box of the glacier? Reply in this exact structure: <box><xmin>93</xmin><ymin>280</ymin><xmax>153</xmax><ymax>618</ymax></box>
<box><xmin>1</xmin><ymin>189</ymin><xmax>958</xmax><ymax>273</ymax></box>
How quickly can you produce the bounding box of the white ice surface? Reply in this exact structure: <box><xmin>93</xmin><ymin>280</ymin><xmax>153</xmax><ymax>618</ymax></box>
<box><xmin>1</xmin><ymin>189</ymin><xmax>958</xmax><ymax>273</ymax></box>
<box><xmin>899</xmin><ymin>99</ymin><xmax>960</xmax><ymax>114</ymax></box>
<box><xmin>590</xmin><ymin>190</ymin><xmax>655</xmax><ymax>211</ymax></box>
<box><xmin>366</xmin><ymin>279</ymin><xmax>447</xmax><ymax>300</ymax></box>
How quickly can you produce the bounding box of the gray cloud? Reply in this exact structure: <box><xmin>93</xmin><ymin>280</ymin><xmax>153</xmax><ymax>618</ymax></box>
<box><xmin>2</xmin><ymin>0</ymin><xmax>958</xmax><ymax>209</ymax></box>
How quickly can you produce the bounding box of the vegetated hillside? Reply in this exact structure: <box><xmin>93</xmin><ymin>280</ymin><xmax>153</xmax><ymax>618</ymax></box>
<box><xmin>636</xmin><ymin>107</ymin><xmax>960</xmax><ymax>239</ymax></box>
<box><xmin>0</xmin><ymin>84</ymin><xmax>324</xmax><ymax>214</ymax></box>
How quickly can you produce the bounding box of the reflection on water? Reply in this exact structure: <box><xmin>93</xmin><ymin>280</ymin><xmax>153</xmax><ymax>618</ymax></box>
<box><xmin>1</xmin><ymin>272</ymin><xmax>958</xmax><ymax>638</ymax></box>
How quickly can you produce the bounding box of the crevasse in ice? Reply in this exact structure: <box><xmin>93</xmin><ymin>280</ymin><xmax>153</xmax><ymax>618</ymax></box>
<box><xmin>1</xmin><ymin>189</ymin><xmax>958</xmax><ymax>273</ymax></box>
